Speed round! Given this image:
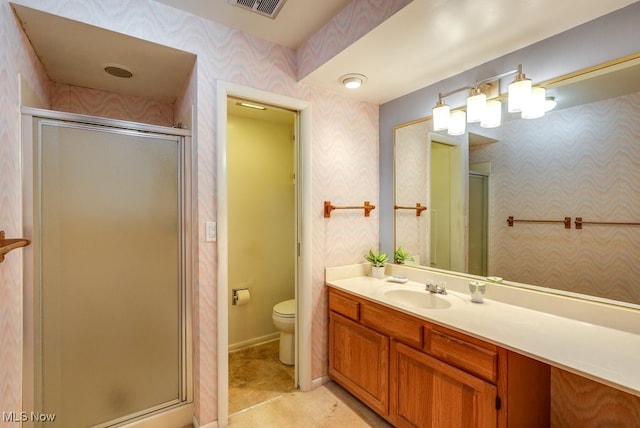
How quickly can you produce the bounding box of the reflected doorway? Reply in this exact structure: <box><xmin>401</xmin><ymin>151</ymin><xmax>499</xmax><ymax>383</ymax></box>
<box><xmin>468</xmin><ymin>172</ymin><xmax>489</xmax><ymax>276</ymax></box>
<box><xmin>429</xmin><ymin>136</ymin><xmax>465</xmax><ymax>272</ymax></box>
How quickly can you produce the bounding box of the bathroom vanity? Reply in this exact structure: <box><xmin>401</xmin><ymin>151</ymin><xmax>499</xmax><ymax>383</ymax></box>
<box><xmin>326</xmin><ymin>264</ymin><xmax>640</xmax><ymax>427</ymax></box>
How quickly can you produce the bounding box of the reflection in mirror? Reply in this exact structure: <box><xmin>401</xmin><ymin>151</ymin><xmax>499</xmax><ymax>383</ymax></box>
<box><xmin>393</xmin><ymin>54</ymin><xmax>640</xmax><ymax>307</ymax></box>
<box><xmin>394</xmin><ymin>127</ymin><xmax>466</xmax><ymax>272</ymax></box>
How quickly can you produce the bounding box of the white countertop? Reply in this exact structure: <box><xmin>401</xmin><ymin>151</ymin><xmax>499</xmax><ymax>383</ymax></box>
<box><xmin>325</xmin><ymin>264</ymin><xmax>640</xmax><ymax>398</ymax></box>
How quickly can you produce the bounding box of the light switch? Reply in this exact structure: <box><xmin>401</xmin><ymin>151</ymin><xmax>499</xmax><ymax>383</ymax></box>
<box><xmin>205</xmin><ymin>222</ymin><xmax>217</xmax><ymax>242</ymax></box>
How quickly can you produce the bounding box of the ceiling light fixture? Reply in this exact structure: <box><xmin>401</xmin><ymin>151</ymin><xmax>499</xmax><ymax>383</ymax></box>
<box><xmin>432</xmin><ymin>64</ymin><xmax>550</xmax><ymax>134</ymax></box>
<box><xmin>237</xmin><ymin>101</ymin><xmax>267</xmax><ymax>110</ymax></box>
<box><xmin>340</xmin><ymin>73</ymin><xmax>368</xmax><ymax>89</ymax></box>
<box><xmin>104</xmin><ymin>64</ymin><xmax>133</xmax><ymax>79</ymax></box>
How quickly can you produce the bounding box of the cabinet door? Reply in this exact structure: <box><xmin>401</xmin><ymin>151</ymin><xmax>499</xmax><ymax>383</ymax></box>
<box><xmin>391</xmin><ymin>342</ymin><xmax>497</xmax><ymax>428</ymax></box>
<box><xmin>329</xmin><ymin>312</ymin><xmax>389</xmax><ymax>415</ymax></box>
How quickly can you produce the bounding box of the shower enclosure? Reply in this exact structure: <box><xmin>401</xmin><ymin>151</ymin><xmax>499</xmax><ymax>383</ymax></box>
<box><xmin>23</xmin><ymin>110</ymin><xmax>192</xmax><ymax>428</ymax></box>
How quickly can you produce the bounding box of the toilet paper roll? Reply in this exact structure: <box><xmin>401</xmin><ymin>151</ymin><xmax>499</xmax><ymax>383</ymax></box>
<box><xmin>235</xmin><ymin>289</ymin><xmax>251</xmax><ymax>306</ymax></box>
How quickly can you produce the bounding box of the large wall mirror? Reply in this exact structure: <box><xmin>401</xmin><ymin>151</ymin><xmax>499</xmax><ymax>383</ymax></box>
<box><xmin>393</xmin><ymin>53</ymin><xmax>640</xmax><ymax>307</ymax></box>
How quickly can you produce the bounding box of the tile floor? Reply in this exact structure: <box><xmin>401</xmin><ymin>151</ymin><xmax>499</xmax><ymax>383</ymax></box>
<box><xmin>228</xmin><ymin>381</ymin><xmax>392</xmax><ymax>427</ymax></box>
<box><xmin>229</xmin><ymin>340</ymin><xmax>296</xmax><ymax>414</ymax></box>
<box><xmin>228</xmin><ymin>340</ymin><xmax>391</xmax><ymax>427</ymax></box>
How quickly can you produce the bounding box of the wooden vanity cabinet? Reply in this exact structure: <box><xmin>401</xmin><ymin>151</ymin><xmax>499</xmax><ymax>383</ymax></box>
<box><xmin>329</xmin><ymin>312</ymin><xmax>390</xmax><ymax>415</ymax></box>
<box><xmin>391</xmin><ymin>340</ymin><xmax>497</xmax><ymax>428</ymax></box>
<box><xmin>328</xmin><ymin>287</ymin><xmax>550</xmax><ymax>428</ymax></box>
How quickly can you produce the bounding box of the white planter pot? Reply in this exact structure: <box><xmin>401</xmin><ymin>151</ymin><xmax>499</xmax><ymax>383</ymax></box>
<box><xmin>370</xmin><ymin>266</ymin><xmax>385</xmax><ymax>279</ymax></box>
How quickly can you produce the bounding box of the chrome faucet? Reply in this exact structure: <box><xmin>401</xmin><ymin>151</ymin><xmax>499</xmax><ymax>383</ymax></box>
<box><xmin>425</xmin><ymin>281</ymin><xmax>447</xmax><ymax>295</ymax></box>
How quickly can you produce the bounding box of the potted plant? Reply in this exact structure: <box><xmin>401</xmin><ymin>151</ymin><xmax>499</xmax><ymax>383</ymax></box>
<box><xmin>364</xmin><ymin>249</ymin><xmax>389</xmax><ymax>279</ymax></box>
<box><xmin>394</xmin><ymin>246</ymin><xmax>414</xmax><ymax>264</ymax></box>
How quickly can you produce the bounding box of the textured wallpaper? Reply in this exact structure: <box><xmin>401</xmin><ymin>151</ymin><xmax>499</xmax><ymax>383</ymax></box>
<box><xmin>51</xmin><ymin>83</ymin><xmax>175</xmax><ymax>126</ymax></box>
<box><xmin>0</xmin><ymin>0</ymin><xmax>379</xmax><ymax>425</ymax></box>
<box><xmin>296</xmin><ymin>0</ymin><xmax>411</xmax><ymax>79</ymax></box>
<box><xmin>394</xmin><ymin>121</ymin><xmax>429</xmax><ymax>263</ymax></box>
<box><xmin>0</xmin><ymin>1</ymin><xmax>50</xmax><ymax>423</ymax></box>
<box><xmin>469</xmin><ymin>91</ymin><xmax>640</xmax><ymax>305</ymax></box>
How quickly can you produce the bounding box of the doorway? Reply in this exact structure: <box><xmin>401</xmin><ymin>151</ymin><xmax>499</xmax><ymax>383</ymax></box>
<box><xmin>216</xmin><ymin>82</ymin><xmax>312</xmax><ymax>427</ymax></box>
<box><xmin>468</xmin><ymin>172</ymin><xmax>489</xmax><ymax>276</ymax></box>
<box><xmin>24</xmin><ymin>111</ymin><xmax>192</xmax><ymax>428</ymax></box>
<box><xmin>429</xmin><ymin>135</ymin><xmax>465</xmax><ymax>272</ymax></box>
<box><xmin>226</xmin><ymin>97</ymin><xmax>297</xmax><ymax>413</ymax></box>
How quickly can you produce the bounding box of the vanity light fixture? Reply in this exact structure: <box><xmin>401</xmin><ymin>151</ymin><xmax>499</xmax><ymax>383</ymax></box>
<box><xmin>432</xmin><ymin>94</ymin><xmax>450</xmax><ymax>131</ymax></box>
<box><xmin>521</xmin><ymin>87</ymin><xmax>546</xmax><ymax>119</ymax></box>
<box><xmin>544</xmin><ymin>96</ymin><xmax>557</xmax><ymax>112</ymax></box>
<box><xmin>432</xmin><ymin>64</ymin><xmax>549</xmax><ymax>133</ymax></box>
<box><xmin>481</xmin><ymin>99</ymin><xmax>502</xmax><ymax>128</ymax></box>
<box><xmin>508</xmin><ymin>64</ymin><xmax>532</xmax><ymax>113</ymax></box>
<box><xmin>448</xmin><ymin>110</ymin><xmax>467</xmax><ymax>135</ymax></box>
<box><xmin>466</xmin><ymin>86</ymin><xmax>486</xmax><ymax>123</ymax></box>
<box><xmin>340</xmin><ymin>73</ymin><xmax>368</xmax><ymax>89</ymax></box>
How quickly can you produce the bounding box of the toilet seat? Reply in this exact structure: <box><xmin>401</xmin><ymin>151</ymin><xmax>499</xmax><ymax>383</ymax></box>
<box><xmin>273</xmin><ymin>299</ymin><xmax>295</xmax><ymax>318</ymax></box>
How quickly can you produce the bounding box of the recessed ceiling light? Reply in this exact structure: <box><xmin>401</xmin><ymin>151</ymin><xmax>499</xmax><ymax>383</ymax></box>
<box><xmin>104</xmin><ymin>65</ymin><xmax>133</xmax><ymax>79</ymax></box>
<box><xmin>340</xmin><ymin>73</ymin><xmax>368</xmax><ymax>89</ymax></box>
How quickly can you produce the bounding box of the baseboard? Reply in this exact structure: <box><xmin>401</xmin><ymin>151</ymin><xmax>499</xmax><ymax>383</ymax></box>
<box><xmin>192</xmin><ymin>415</ymin><xmax>218</xmax><ymax>428</ymax></box>
<box><xmin>311</xmin><ymin>375</ymin><xmax>331</xmax><ymax>389</ymax></box>
<box><xmin>228</xmin><ymin>333</ymin><xmax>279</xmax><ymax>352</ymax></box>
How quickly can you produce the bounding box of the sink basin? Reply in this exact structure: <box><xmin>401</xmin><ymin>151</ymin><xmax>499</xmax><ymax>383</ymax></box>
<box><xmin>383</xmin><ymin>289</ymin><xmax>452</xmax><ymax>309</ymax></box>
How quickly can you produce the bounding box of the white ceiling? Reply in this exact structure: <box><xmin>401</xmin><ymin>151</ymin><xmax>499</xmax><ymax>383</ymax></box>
<box><xmin>12</xmin><ymin>0</ymin><xmax>639</xmax><ymax>106</ymax></box>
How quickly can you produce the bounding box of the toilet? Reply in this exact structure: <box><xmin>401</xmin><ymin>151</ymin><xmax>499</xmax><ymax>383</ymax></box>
<box><xmin>272</xmin><ymin>299</ymin><xmax>295</xmax><ymax>365</ymax></box>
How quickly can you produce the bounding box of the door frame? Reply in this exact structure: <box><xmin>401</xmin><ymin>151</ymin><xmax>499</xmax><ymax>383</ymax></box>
<box><xmin>20</xmin><ymin>107</ymin><xmax>194</xmax><ymax>428</ymax></box>
<box><xmin>428</xmin><ymin>132</ymin><xmax>467</xmax><ymax>273</ymax></box>
<box><xmin>216</xmin><ymin>81</ymin><xmax>312</xmax><ymax>426</ymax></box>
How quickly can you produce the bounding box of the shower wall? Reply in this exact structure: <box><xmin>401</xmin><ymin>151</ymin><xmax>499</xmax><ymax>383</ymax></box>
<box><xmin>227</xmin><ymin>113</ymin><xmax>295</xmax><ymax>349</ymax></box>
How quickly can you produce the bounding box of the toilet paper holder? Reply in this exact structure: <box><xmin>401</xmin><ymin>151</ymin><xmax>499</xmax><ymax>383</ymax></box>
<box><xmin>232</xmin><ymin>288</ymin><xmax>249</xmax><ymax>305</ymax></box>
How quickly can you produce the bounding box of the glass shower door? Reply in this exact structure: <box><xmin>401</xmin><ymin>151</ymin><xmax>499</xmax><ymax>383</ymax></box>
<box><xmin>35</xmin><ymin>119</ymin><xmax>186</xmax><ymax>427</ymax></box>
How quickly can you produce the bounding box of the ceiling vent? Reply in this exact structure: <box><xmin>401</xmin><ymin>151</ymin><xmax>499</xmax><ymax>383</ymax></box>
<box><xmin>228</xmin><ymin>0</ymin><xmax>287</xmax><ymax>19</ymax></box>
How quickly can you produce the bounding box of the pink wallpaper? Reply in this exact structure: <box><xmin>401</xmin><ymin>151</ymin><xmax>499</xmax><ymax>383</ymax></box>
<box><xmin>51</xmin><ymin>83</ymin><xmax>175</xmax><ymax>126</ymax></box>
<box><xmin>469</xmin><ymin>91</ymin><xmax>640</xmax><ymax>305</ymax></box>
<box><xmin>394</xmin><ymin>121</ymin><xmax>429</xmax><ymax>263</ymax></box>
<box><xmin>0</xmin><ymin>2</ymin><xmax>50</xmax><ymax>424</ymax></box>
<box><xmin>296</xmin><ymin>0</ymin><xmax>411</xmax><ymax>79</ymax></box>
<box><xmin>0</xmin><ymin>0</ymin><xmax>379</xmax><ymax>425</ymax></box>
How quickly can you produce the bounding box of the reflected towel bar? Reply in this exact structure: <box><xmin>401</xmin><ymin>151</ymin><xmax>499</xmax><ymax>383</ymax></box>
<box><xmin>575</xmin><ymin>217</ymin><xmax>640</xmax><ymax>229</ymax></box>
<box><xmin>507</xmin><ymin>216</ymin><xmax>572</xmax><ymax>229</ymax></box>
<box><xmin>394</xmin><ymin>203</ymin><xmax>427</xmax><ymax>216</ymax></box>
<box><xmin>324</xmin><ymin>200</ymin><xmax>375</xmax><ymax>218</ymax></box>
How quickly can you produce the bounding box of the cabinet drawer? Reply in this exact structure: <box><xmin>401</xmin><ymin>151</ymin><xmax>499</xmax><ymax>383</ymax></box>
<box><xmin>362</xmin><ymin>304</ymin><xmax>422</xmax><ymax>349</ymax></box>
<box><xmin>426</xmin><ymin>329</ymin><xmax>498</xmax><ymax>383</ymax></box>
<box><xmin>329</xmin><ymin>290</ymin><xmax>360</xmax><ymax>321</ymax></box>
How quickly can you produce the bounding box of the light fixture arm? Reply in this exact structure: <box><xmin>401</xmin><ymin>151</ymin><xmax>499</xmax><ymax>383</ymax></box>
<box><xmin>474</xmin><ymin>66</ymin><xmax>521</xmax><ymax>87</ymax></box>
<box><xmin>435</xmin><ymin>64</ymin><xmax>525</xmax><ymax>104</ymax></box>
<box><xmin>438</xmin><ymin>86</ymin><xmax>472</xmax><ymax>101</ymax></box>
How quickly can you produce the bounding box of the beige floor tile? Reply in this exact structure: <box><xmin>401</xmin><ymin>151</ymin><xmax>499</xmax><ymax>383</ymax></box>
<box><xmin>228</xmin><ymin>381</ymin><xmax>392</xmax><ymax>427</ymax></box>
<box><xmin>229</xmin><ymin>341</ymin><xmax>296</xmax><ymax>414</ymax></box>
